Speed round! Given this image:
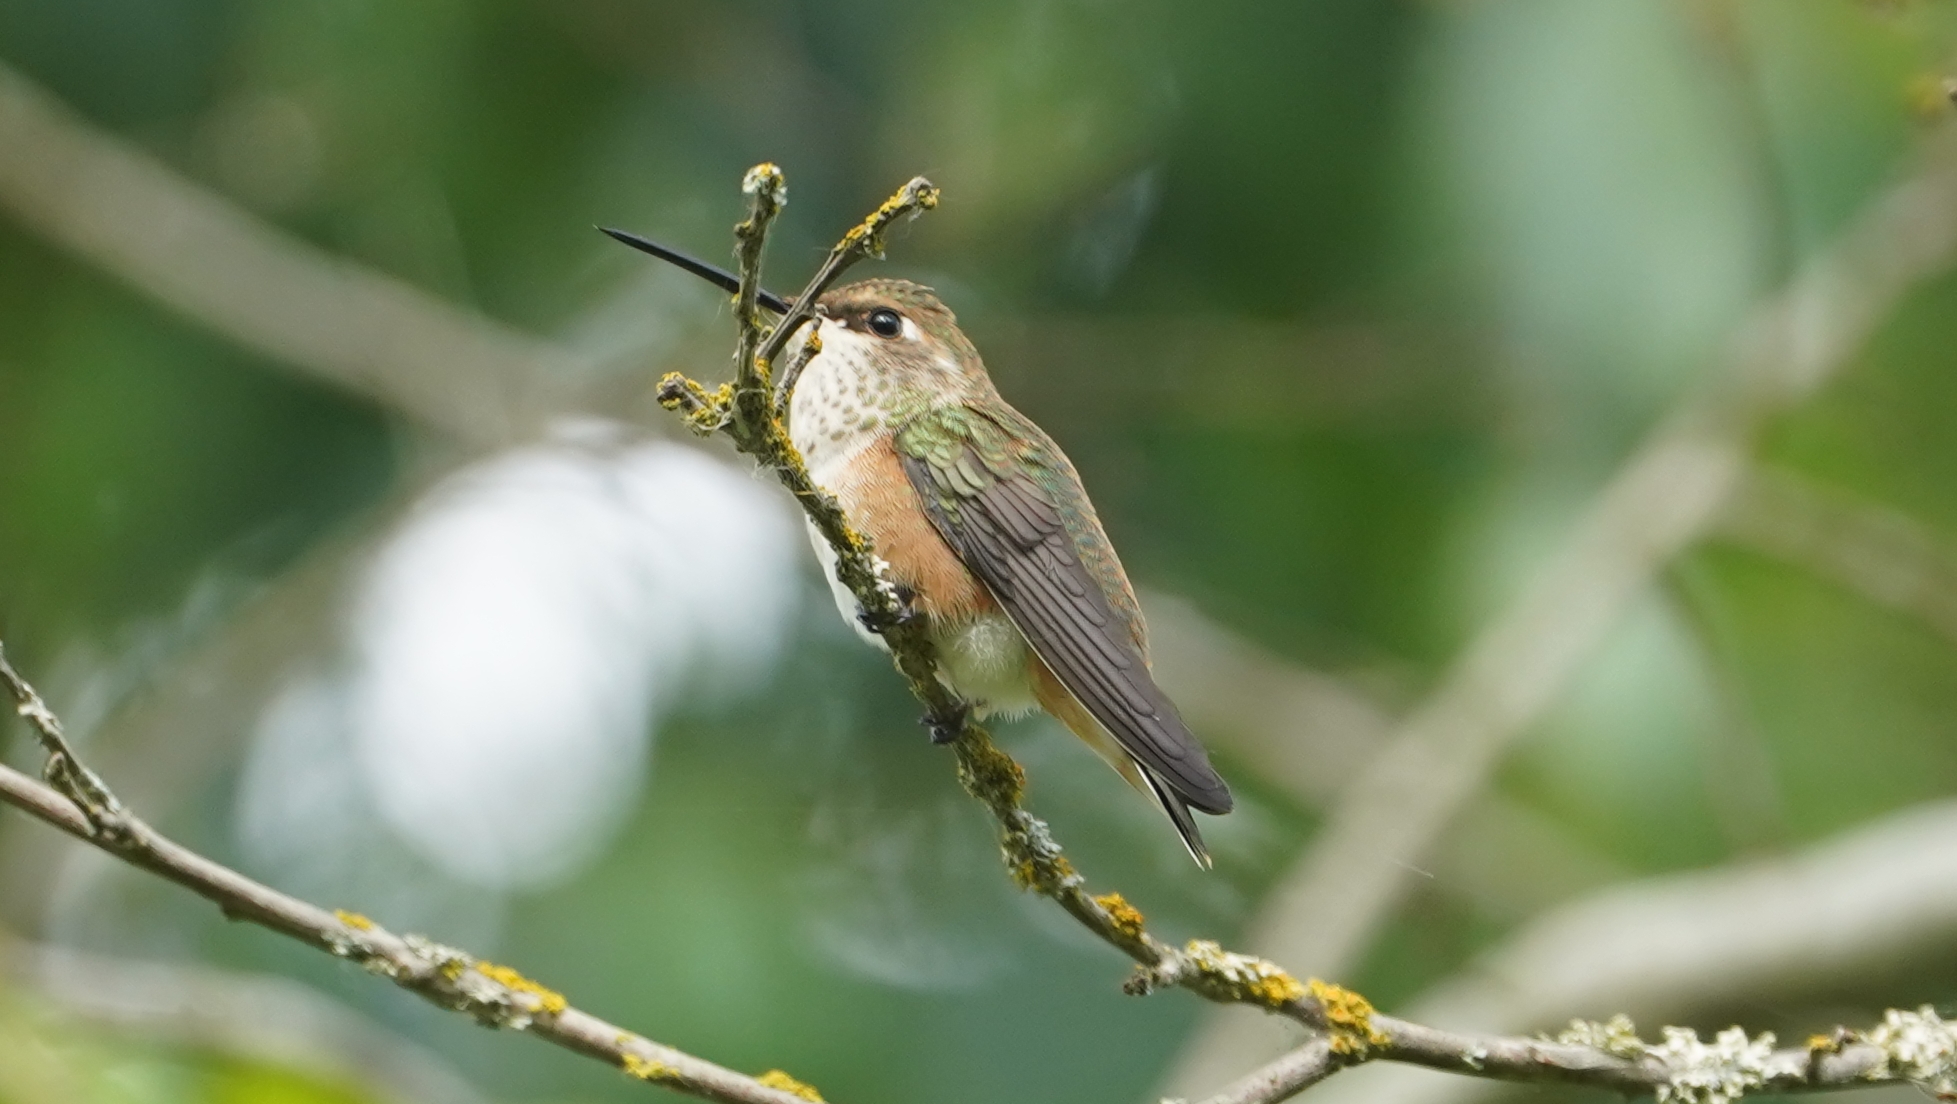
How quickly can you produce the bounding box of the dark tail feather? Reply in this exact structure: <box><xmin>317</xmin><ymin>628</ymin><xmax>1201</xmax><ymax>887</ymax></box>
<box><xmin>1141</xmin><ymin>767</ymin><xmax>1212</xmax><ymax>869</ymax></box>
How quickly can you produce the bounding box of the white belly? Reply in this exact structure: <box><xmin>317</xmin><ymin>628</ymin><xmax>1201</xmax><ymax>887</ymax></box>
<box><xmin>804</xmin><ymin>517</ymin><xmax>1037</xmax><ymax>717</ymax></box>
<box><xmin>932</xmin><ymin>611</ymin><xmax>1038</xmax><ymax>717</ymax></box>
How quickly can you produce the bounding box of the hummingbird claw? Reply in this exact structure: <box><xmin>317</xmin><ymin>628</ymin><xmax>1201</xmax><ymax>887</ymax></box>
<box><xmin>892</xmin><ymin>584</ymin><xmax>920</xmax><ymax>625</ymax></box>
<box><xmin>921</xmin><ymin>700</ymin><xmax>971</xmax><ymax>745</ymax></box>
<box><xmin>856</xmin><ymin>585</ymin><xmax>920</xmax><ymax>634</ymax></box>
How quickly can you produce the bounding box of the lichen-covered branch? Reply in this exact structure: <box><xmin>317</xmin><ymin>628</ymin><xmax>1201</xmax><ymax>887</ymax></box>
<box><xmin>0</xmin><ymin>643</ymin><xmax>824</xmax><ymax>1104</ymax></box>
<box><xmin>651</xmin><ymin>167</ymin><xmax>1357</xmax><ymax>1043</ymax></box>
<box><xmin>731</xmin><ymin>163</ymin><xmax>788</xmax><ymax>436</ymax></box>
<box><xmin>1197</xmin><ymin>1008</ymin><xmax>1957</xmax><ymax>1104</ymax></box>
<box><xmin>6</xmin><ymin>672</ymin><xmax>1952</xmax><ymax>1104</ymax></box>
<box><xmin>656</xmin><ymin>165</ymin><xmax>1957</xmax><ymax>1104</ymax></box>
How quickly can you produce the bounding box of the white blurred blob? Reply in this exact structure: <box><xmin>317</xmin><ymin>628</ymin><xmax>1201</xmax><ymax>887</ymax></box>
<box><xmin>233</xmin><ymin>673</ymin><xmax>506</xmax><ymax>945</ymax></box>
<box><xmin>238</xmin><ymin>424</ymin><xmax>798</xmax><ymax>892</ymax></box>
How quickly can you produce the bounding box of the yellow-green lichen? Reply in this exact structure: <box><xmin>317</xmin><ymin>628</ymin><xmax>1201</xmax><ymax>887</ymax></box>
<box><xmin>955</xmin><ymin>734</ymin><xmax>1026</xmax><ymax>811</ymax></box>
<box><xmin>742</xmin><ymin>163</ymin><xmax>785</xmax><ymax>200</ymax></box>
<box><xmin>1249</xmin><ymin>970</ymin><xmax>1307</xmax><ymax>1008</ymax></box>
<box><xmin>1174</xmin><ymin>941</ymin><xmax>1308</xmax><ymax>1010</ymax></box>
<box><xmin>840</xmin><ymin>179</ymin><xmax>940</xmax><ymax>258</ymax></box>
<box><xmin>1009</xmin><ymin>850</ymin><xmax>1075</xmax><ymax>892</ymax></box>
<box><xmin>756</xmin><ymin>1069</ymin><xmax>824</xmax><ymax>1101</ymax></box>
<box><xmin>333</xmin><ymin>909</ymin><xmax>374</xmax><ymax>931</ymax></box>
<box><xmin>1309</xmin><ymin>978</ymin><xmax>1389</xmax><ymax>1056</ymax></box>
<box><xmin>655</xmin><ymin>373</ymin><xmax>734</xmax><ymax>435</ymax></box>
<box><xmin>475</xmin><ymin>961</ymin><xmax>568</xmax><ymax>1017</ymax></box>
<box><xmin>1094</xmin><ymin>893</ymin><xmax>1147</xmax><ymax>941</ymax></box>
<box><xmin>623</xmin><ymin>1053</ymin><xmax>679</xmax><ymax>1083</ymax></box>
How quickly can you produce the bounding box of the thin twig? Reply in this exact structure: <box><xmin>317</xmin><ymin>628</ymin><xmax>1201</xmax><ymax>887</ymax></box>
<box><xmin>731</xmin><ymin>163</ymin><xmax>788</xmax><ymax>435</ymax></box>
<box><xmin>1212</xmin><ymin>1012</ymin><xmax>1923</xmax><ymax>1104</ymax></box>
<box><xmin>16</xmin><ymin>679</ymin><xmax>1954</xmax><ymax>1104</ymax></box>
<box><xmin>0</xmin><ymin>777</ymin><xmax>821</xmax><ymax>1103</ymax></box>
<box><xmin>0</xmin><ymin>643</ymin><xmax>125</xmax><ymax>833</ymax></box>
<box><xmin>772</xmin><ymin>324</ymin><xmax>825</xmax><ymax>420</ymax></box>
<box><xmin>661</xmin><ymin>165</ymin><xmax>1957</xmax><ymax>1104</ymax></box>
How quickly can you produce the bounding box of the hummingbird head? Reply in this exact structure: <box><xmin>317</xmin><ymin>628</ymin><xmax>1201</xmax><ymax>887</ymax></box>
<box><xmin>811</xmin><ymin>279</ymin><xmax>992</xmax><ymax>403</ymax></box>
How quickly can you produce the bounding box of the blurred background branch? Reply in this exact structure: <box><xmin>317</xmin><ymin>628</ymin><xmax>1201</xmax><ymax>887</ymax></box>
<box><xmin>0</xmin><ymin>61</ymin><xmax>592</xmax><ymax>446</ymax></box>
<box><xmin>1714</xmin><ymin>464</ymin><xmax>1957</xmax><ymax>646</ymax></box>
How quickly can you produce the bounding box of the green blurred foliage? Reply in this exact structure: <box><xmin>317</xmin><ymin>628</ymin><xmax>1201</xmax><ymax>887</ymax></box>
<box><xmin>0</xmin><ymin>982</ymin><xmax>376</xmax><ymax>1104</ymax></box>
<box><xmin>2</xmin><ymin>1</ymin><xmax>1957</xmax><ymax>1103</ymax></box>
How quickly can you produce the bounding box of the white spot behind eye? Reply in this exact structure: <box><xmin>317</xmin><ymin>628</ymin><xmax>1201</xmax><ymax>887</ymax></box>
<box><xmin>901</xmin><ymin>316</ymin><xmax>921</xmax><ymax>341</ymax></box>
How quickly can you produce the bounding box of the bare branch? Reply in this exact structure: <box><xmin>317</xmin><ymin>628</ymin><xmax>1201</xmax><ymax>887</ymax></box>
<box><xmin>0</xmin><ymin>656</ymin><xmax>824</xmax><ymax>1104</ymax></box>
<box><xmin>772</xmin><ymin>324</ymin><xmax>826</xmax><ymax>420</ymax></box>
<box><xmin>1290</xmin><ymin>1011</ymin><xmax>1923</xmax><ymax>1102</ymax></box>
<box><xmin>0</xmin><ymin>644</ymin><xmax>124</xmax><ymax>830</ymax></box>
<box><xmin>657</xmin><ymin>166</ymin><xmax>1957</xmax><ymax>1104</ymax></box>
<box><xmin>1191</xmin><ymin>1037</ymin><xmax>1340</xmax><ymax>1104</ymax></box>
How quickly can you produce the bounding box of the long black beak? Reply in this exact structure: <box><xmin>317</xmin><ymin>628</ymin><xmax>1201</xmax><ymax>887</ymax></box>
<box><xmin>598</xmin><ymin>227</ymin><xmax>793</xmax><ymax>314</ymax></box>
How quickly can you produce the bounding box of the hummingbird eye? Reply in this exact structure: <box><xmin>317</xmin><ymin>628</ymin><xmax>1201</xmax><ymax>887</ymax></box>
<box><xmin>865</xmin><ymin>308</ymin><xmax>904</xmax><ymax>339</ymax></box>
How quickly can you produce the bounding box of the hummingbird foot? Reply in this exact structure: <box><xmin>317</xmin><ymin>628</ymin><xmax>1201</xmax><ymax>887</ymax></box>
<box><xmin>891</xmin><ymin>584</ymin><xmax>921</xmax><ymax>625</ymax></box>
<box><xmin>857</xmin><ymin>584</ymin><xmax>921</xmax><ymax>634</ymax></box>
<box><xmin>921</xmin><ymin>699</ymin><xmax>971</xmax><ymax>745</ymax></box>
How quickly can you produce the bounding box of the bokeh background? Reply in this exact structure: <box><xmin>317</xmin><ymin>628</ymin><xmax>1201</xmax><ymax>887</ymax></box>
<box><xmin>4</xmin><ymin>2</ymin><xmax>1957</xmax><ymax>1102</ymax></box>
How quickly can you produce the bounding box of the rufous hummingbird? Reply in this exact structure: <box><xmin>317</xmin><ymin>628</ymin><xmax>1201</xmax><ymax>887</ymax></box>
<box><xmin>603</xmin><ymin>228</ymin><xmax>1234</xmax><ymax>865</ymax></box>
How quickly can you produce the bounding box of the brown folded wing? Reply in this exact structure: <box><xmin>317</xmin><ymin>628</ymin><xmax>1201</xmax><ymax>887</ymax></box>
<box><xmin>900</xmin><ymin>447</ymin><xmax>1232</xmax><ymax>815</ymax></box>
